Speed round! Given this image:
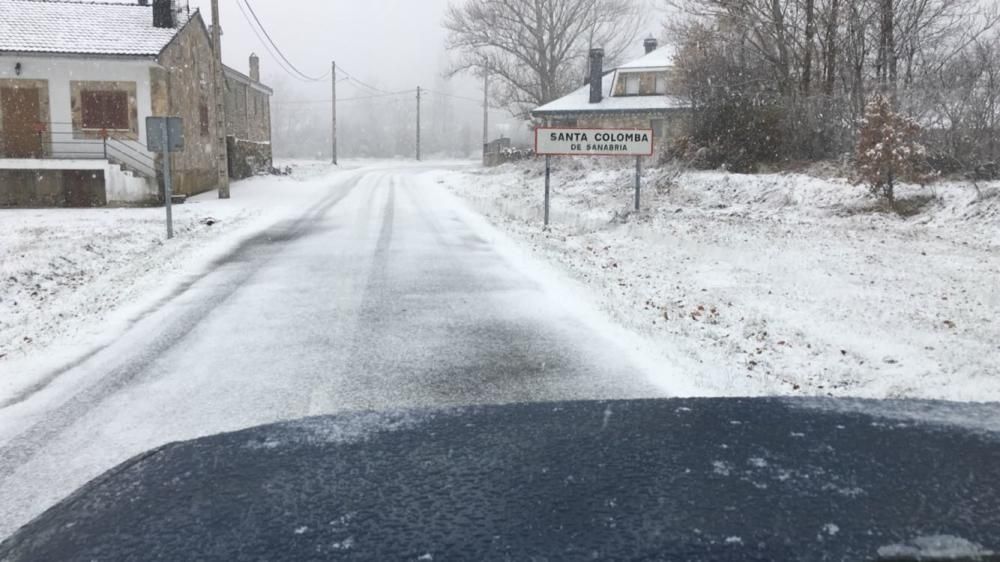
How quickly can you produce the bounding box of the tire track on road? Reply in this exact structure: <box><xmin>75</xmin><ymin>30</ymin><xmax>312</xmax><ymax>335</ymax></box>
<box><xmin>0</xmin><ymin>175</ymin><xmax>364</xmax><ymax>481</ymax></box>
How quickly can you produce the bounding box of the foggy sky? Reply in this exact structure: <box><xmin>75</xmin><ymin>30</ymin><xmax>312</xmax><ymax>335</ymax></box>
<box><xmin>188</xmin><ymin>0</ymin><xmax>462</xmax><ymax>100</ymax></box>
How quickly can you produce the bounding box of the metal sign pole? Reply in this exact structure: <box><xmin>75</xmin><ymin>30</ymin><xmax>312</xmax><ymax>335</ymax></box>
<box><xmin>544</xmin><ymin>155</ymin><xmax>551</xmax><ymax>227</ymax></box>
<box><xmin>635</xmin><ymin>155</ymin><xmax>641</xmax><ymax>212</ymax></box>
<box><xmin>161</xmin><ymin>121</ymin><xmax>174</xmax><ymax>240</ymax></box>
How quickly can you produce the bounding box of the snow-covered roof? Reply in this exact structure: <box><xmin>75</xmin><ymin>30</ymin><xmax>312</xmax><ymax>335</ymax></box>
<box><xmin>223</xmin><ymin>65</ymin><xmax>274</xmax><ymax>96</ymax></box>
<box><xmin>0</xmin><ymin>0</ymin><xmax>189</xmax><ymax>57</ymax></box>
<box><xmin>617</xmin><ymin>45</ymin><xmax>676</xmax><ymax>70</ymax></box>
<box><xmin>533</xmin><ymin>69</ymin><xmax>688</xmax><ymax>115</ymax></box>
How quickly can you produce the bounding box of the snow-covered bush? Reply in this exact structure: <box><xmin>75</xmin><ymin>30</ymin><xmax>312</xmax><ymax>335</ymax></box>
<box><xmin>855</xmin><ymin>95</ymin><xmax>929</xmax><ymax>208</ymax></box>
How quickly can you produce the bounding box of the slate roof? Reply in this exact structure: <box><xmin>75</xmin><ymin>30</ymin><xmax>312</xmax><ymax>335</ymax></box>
<box><xmin>0</xmin><ymin>0</ymin><xmax>189</xmax><ymax>56</ymax></box>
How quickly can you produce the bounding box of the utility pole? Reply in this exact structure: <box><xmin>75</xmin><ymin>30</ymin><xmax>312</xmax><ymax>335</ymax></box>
<box><xmin>211</xmin><ymin>0</ymin><xmax>230</xmax><ymax>199</ymax></box>
<box><xmin>416</xmin><ymin>86</ymin><xmax>422</xmax><ymax>161</ymax></box>
<box><xmin>482</xmin><ymin>71</ymin><xmax>489</xmax><ymax>163</ymax></box>
<box><xmin>331</xmin><ymin>60</ymin><xmax>337</xmax><ymax>165</ymax></box>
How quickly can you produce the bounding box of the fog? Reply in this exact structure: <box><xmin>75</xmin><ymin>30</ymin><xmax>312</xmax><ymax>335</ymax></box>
<box><xmin>72</xmin><ymin>0</ymin><xmax>657</xmax><ymax>159</ymax></box>
<box><xmin>182</xmin><ymin>0</ymin><xmax>532</xmax><ymax>159</ymax></box>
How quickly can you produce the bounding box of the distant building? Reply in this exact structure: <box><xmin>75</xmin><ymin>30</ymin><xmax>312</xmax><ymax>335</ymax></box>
<box><xmin>223</xmin><ymin>53</ymin><xmax>273</xmax><ymax>179</ymax></box>
<box><xmin>531</xmin><ymin>38</ymin><xmax>691</xmax><ymax>146</ymax></box>
<box><xmin>0</xmin><ymin>0</ymin><xmax>272</xmax><ymax>208</ymax></box>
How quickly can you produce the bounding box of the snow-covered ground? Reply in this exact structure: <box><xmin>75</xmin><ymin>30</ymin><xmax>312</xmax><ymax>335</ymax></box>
<box><xmin>0</xmin><ymin>161</ymin><xmax>361</xmax><ymax>403</ymax></box>
<box><xmin>434</xmin><ymin>159</ymin><xmax>1000</xmax><ymax>401</ymax></box>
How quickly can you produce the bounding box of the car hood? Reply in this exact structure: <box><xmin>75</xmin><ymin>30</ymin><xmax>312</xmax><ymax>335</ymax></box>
<box><xmin>2</xmin><ymin>397</ymin><xmax>1000</xmax><ymax>561</ymax></box>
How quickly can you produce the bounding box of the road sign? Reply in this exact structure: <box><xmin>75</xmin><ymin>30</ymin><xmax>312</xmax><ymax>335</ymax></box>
<box><xmin>534</xmin><ymin>127</ymin><xmax>653</xmax><ymax>157</ymax></box>
<box><xmin>534</xmin><ymin>127</ymin><xmax>655</xmax><ymax>226</ymax></box>
<box><xmin>145</xmin><ymin>117</ymin><xmax>184</xmax><ymax>152</ymax></box>
<box><xmin>145</xmin><ymin>116</ymin><xmax>183</xmax><ymax>240</ymax></box>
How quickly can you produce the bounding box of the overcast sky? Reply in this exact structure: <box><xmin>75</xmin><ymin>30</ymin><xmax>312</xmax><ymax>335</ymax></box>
<box><xmin>188</xmin><ymin>0</ymin><xmax>462</xmax><ymax>100</ymax></box>
<box><xmin>186</xmin><ymin>0</ymin><xmax>659</xmax><ymax>103</ymax></box>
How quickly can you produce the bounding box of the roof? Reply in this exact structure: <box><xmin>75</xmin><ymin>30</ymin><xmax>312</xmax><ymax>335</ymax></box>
<box><xmin>0</xmin><ymin>0</ymin><xmax>189</xmax><ymax>57</ymax></box>
<box><xmin>532</xmin><ymin>70</ymin><xmax>688</xmax><ymax>116</ymax></box>
<box><xmin>617</xmin><ymin>45</ymin><xmax>676</xmax><ymax>70</ymax></box>
<box><xmin>223</xmin><ymin>65</ymin><xmax>273</xmax><ymax>96</ymax></box>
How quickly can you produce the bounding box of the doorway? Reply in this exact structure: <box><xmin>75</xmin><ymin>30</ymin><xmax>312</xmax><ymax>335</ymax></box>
<box><xmin>1</xmin><ymin>86</ymin><xmax>43</xmax><ymax>158</ymax></box>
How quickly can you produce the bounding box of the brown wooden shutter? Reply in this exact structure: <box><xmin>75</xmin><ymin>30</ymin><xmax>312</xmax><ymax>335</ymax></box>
<box><xmin>81</xmin><ymin>91</ymin><xmax>129</xmax><ymax>130</ymax></box>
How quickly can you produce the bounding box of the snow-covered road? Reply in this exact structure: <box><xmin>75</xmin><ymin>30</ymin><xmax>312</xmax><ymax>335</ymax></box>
<box><xmin>0</xmin><ymin>165</ymin><xmax>673</xmax><ymax>539</ymax></box>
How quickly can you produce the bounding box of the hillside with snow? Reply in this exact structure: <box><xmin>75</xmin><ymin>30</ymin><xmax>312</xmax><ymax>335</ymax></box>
<box><xmin>434</xmin><ymin>160</ymin><xmax>1000</xmax><ymax>400</ymax></box>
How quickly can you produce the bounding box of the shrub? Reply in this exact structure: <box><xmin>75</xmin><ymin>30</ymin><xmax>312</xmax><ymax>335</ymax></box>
<box><xmin>855</xmin><ymin>95</ymin><xmax>929</xmax><ymax>208</ymax></box>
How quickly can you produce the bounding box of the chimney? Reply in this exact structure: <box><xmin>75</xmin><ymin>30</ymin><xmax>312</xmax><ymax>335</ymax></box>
<box><xmin>249</xmin><ymin>53</ymin><xmax>260</xmax><ymax>82</ymax></box>
<box><xmin>152</xmin><ymin>0</ymin><xmax>175</xmax><ymax>28</ymax></box>
<box><xmin>644</xmin><ymin>36</ymin><xmax>659</xmax><ymax>54</ymax></box>
<box><xmin>589</xmin><ymin>48</ymin><xmax>604</xmax><ymax>104</ymax></box>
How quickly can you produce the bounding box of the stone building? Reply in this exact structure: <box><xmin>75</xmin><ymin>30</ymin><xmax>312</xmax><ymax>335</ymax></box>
<box><xmin>531</xmin><ymin>38</ymin><xmax>691</xmax><ymax>148</ymax></box>
<box><xmin>223</xmin><ymin>54</ymin><xmax>273</xmax><ymax>179</ymax></box>
<box><xmin>0</xmin><ymin>0</ymin><xmax>229</xmax><ymax>206</ymax></box>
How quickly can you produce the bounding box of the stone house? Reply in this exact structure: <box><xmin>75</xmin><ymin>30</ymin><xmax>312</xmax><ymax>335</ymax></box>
<box><xmin>0</xmin><ymin>0</ymin><xmax>269</xmax><ymax>207</ymax></box>
<box><xmin>531</xmin><ymin>38</ymin><xmax>691</xmax><ymax>148</ymax></box>
<box><xmin>223</xmin><ymin>53</ymin><xmax>273</xmax><ymax>179</ymax></box>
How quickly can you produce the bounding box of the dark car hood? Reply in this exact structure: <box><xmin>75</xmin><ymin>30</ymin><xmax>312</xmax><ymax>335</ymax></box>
<box><xmin>2</xmin><ymin>397</ymin><xmax>1000</xmax><ymax>561</ymax></box>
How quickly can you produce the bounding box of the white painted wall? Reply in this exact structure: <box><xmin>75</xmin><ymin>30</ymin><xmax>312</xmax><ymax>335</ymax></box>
<box><xmin>0</xmin><ymin>55</ymin><xmax>157</xmax><ymax>163</ymax></box>
<box><xmin>0</xmin><ymin>55</ymin><xmax>160</xmax><ymax>203</ymax></box>
<box><xmin>105</xmin><ymin>162</ymin><xmax>158</xmax><ymax>204</ymax></box>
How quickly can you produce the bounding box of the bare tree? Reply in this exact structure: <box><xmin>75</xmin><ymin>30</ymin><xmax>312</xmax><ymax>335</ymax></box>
<box><xmin>444</xmin><ymin>0</ymin><xmax>641</xmax><ymax>116</ymax></box>
<box><xmin>665</xmin><ymin>0</ymin><xmax>999</xmax><ymax>166</ymax></box>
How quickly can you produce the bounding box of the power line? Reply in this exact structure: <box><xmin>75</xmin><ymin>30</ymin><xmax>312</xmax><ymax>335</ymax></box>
<box><xmin>233</xmin><ymin>0</ymin><xmax>310</xmax><ymax>83</ymax></box>
<box><xmin>423</xmin><ymin>89</ymin><xmax>483</xmax><ymax>103</ymax></box>
<box><xmin>240</xmin><ymin>0</ymin><xmax>331</xmax><ymax>82</ymax></box>
<box><xmin>424</xmin><ymin>89</ymin><xmax>505</xmax><ymax>110</ymax></box>
<box><xmin>240</xmin><ymin>0</ymin><xmax>408</xmax><ymax>95</ymax></box>
<box><xmin>276</xmin><ymin>89</ymin><xmax>418</xmax><ymax>105</ymax></box>
<box><xmin>336</xmin><ymin>68</ymin><xmax>394</xmax><ymax>95</ymax></box>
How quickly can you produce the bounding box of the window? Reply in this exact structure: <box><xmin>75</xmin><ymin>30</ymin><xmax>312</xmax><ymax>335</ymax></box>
<box><xmin>625</xmin><ymin>74</ymin><xmax>640</xmax><ymax>95</ymax></box>
<box><xmin>650</xmin><ymin>119</ymin><xmax>665</xmax><ymax>139</ymax></box>
<box><xmin>81</xmin><ymin>90</ymin><xmax>128</xmax><ymax>130</ymax></box>
<box><xmin>199</xmin><ymin>102</ymin><xmax>210</xmax><ymax>136</ymax></box>
<box><xmin>655</xmin><ymin>74</ymin><xmax>667</xmax><ymax>94</ymax></box>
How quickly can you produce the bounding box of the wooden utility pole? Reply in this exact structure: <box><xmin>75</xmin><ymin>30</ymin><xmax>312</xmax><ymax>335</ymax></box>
<box><xmin>211</xmin><ymin>0</ymin><xmax>230</xmax><ymax>199</ymax></box>
<box><xmin>416</xmin><ymin>86</ymin><xmax>422</xmax><ymax>161</ymax></box>
<box><xmin>482</xmin><ymin>72</ymin><xmax>489</xmax><ymax>163</ymax></box>
<box><xmin>331</xmin><ymin>61</ymin><xmax>337</xmax><ymax>165</ymax></box>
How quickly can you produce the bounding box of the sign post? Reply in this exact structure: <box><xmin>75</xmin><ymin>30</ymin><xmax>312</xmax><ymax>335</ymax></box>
<box><xmin>161</xmin><ymin>122</ymin><xmax>173</xmax><ymax>239</ymax></box>
<box><xmin>146</xmin><ymin>116</ymin><xmax>184</xmax><ymax>240</ymax></box>
<box><xmin>544</xmin><ymin>155</ymin><xmax>551</xmax><ymax>227</ymax></box>
<box><xmin>534</xmin><ymin>127</ymin><xmax>654</xmax><ymax>225</ymax></box>
<box><xmin>635</xmin><ymin>155</ymin><xmax>642</xmax><ymax>212</ymax></box>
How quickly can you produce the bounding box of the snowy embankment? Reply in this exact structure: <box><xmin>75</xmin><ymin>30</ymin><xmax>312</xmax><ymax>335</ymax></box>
<box><xmin>0</xmin><ymin>161</ymin><xmax>349</xmax><ymax>402</ymax></box>
<box><xmin>434</xmin><ymin>159</ymin><xmax>1000</xmax><ymax>401</ymax></box>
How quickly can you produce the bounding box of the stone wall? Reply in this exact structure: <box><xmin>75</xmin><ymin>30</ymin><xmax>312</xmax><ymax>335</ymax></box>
<box><xmin>152</xmin><ymin>12</ymin><xmax>223</xmax><ymax>197</ymax></box>
<box><xmin>0</xmin><ymin>169</ymin><xmax>105</xmax><ymax>207</ymax></box>
<box><xmin>226</xmin><ymin>136</ymin><xmax>272</xmax><ymax>179</ymax></box>
<box><xmin>224</xmin><ymin>73</ymin><xmax>271</xmax><ymax>143</ymax></box>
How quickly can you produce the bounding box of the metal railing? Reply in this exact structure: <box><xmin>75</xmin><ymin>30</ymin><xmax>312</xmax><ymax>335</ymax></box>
<box><xmin>0</xmin><ymin>122</ymin><xmax>157</xmax><ymax>179</ymax></box>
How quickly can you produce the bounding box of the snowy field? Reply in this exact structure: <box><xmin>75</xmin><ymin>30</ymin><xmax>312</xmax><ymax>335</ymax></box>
<box><xmin>0</xmin><ymin>161</ymin><xmax>365</xmax><ymax>403</ymax></box>
<box><xmin>434</xmin><ymin>159</ymin><xmax>1000</xmax><ymax>401</ymax></box>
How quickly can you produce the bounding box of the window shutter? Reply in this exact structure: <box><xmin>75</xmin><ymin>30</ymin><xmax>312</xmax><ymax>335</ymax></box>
<box><xmin>81</xmin><ymin>91</ymin><xmax>128</xmax><ymax>130</ymax></box>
